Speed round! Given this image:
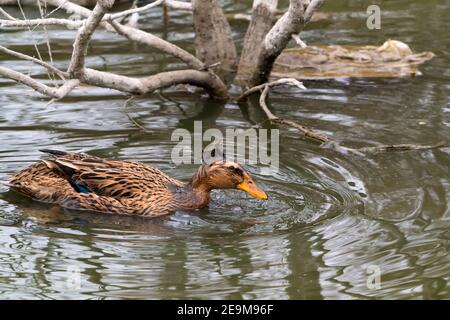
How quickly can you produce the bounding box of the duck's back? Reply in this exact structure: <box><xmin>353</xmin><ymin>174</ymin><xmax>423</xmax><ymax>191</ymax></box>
<box><xmin>8</xmin><ymin>150</ymin><xmax>184</xmax><ymax>216</ymax></box>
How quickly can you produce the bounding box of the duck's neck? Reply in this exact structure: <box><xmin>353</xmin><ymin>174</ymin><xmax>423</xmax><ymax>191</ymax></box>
<box><xmin>173</xmin><ymin>166</ymin><xmax>211</xmax><ymax>209</ymax></box>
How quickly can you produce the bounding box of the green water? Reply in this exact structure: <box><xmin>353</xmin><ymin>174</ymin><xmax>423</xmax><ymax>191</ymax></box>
<box><xmin>0</xmin><ymin>0</ymin><xmax>449</xmax><ymax>299</ymax></box>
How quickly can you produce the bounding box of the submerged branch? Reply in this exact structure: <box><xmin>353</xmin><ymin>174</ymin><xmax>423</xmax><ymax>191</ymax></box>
<box><xmin>239</xmin><ymin>78</ymin><xmax>330</xmax><ymax>143</ymax></box>
<box><xmin>240</xmin><ymin>78</ymin><xmax>448</xmax><ymax>151</ymax></box>
<box><xmin>358</xmin><ymin>142</ymin><xmax>449</xmax><ymax>154</ymax></box>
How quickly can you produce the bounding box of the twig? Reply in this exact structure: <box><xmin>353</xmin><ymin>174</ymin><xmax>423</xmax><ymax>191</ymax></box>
<box><xmin>17</xmin><ymin>0</ymin><xmax>50</xmax><ymax>81</ymax></box>
<box><xmin>304</xmin><ymin>0</ymin><xmax>324</xmax><ymax>22</ymax></box>
<box><xmin>108</xmin><ymin>20</ymin><xmax>205</xmax><ymax>70</ymax></box>
<box><xmin>0</xmin><ymin>18</ymin><xmax>83</xmax><ymax>29</ymax></box>
<box><xmin>157</xmin><ymin>91</ymin><xmax>187</xmax><ymax>116</ymax></box>
<box><xmin>239</xmin><ymin>78</ymin><xmax>329</xmax><ymax>143</ymax></box>
<box><xmin>0</xmin><ymin>66</ymin><xmax>79</xmax><ymax>98</ymax></box>
<box><xmin>0</xmin><ymin>45</ymin><xmax>68</xmax><ymax>80</ymax></box>
<box><xmin>237</xmin><ymin>78</ymin><xmax>306</xmax><ymax>100</ymax></box>
<box><xmin>0</xmin><ymin>7</ymin><xmax>17</xmax><ymax>20</ymax></box>
<box><xmin>42</xmin><ymin>0</ymin><xmax>68</xmax><ymax>19</ymax></box>
<box><xmin>164</xmin><ymin>0</ymin><xmax>192</xmax><ymax>10</ymax></box>
<box><xmin>122</xmin><ymin>96</ymin><xmax>150</xmax><ymax>132</ymax></box>
<box><xmin>292</xmin><ymin>34</ymin><xmax>307</xmax><ymax>48</ymax></box>
<box><xmin>68</xmin><ymin>0</ymin><xmax>115</xmax><ymax>76</ymax></box>
<box><xmin>107</xmin><ymin>0</ymin><xmax>164</xmax><ymax>21</ymax></box>
<box><xmin>260</xmin><ymin>83</ymin><xmax>330</xmax><ymax>143</ymax></box>
<box><xmin>36</xmin><ymin>0</ymin><xmax>55</xmax><ymax>71</ymax></box>
<box><xmin>359</xmin><ymin>142</ymin><xmax>449</xmax><ymax>154</ymax></box>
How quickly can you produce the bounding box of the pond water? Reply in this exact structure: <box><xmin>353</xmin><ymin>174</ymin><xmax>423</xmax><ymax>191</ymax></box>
<box><xmin>0</xmin><ymin>0</ymin><xmax>449</xmax><ymax>299</ymax></box>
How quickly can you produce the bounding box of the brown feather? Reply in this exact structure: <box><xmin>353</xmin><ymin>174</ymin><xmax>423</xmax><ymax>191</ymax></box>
<box><xmin>7</xmin><ymin>150</ymin><xmax>263</xmax><ymax>216</ymax></box>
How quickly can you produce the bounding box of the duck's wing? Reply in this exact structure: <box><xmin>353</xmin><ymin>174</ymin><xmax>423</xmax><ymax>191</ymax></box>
<box><xmin>40</xmin><ymin>152</ymin><xmax>183</xmax><ymax>201</ymax></box>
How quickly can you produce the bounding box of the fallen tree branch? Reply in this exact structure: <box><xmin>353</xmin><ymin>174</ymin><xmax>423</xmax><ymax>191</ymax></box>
<box><xmin>237</xmin><ymin>77</ymin><xmax>305</xmax><ymax>100</ymax></box>
<box><xmin>237</xmin><ymin>0</ymin><xmax>324</xmax><ymax>86</ymax></box>
<box><xmin>0</xmin><ymin>0</ymin><xmax>228</xmax><ymax>98</ymax></box>
<box><xmin>238</xmin><ymin>78</ymin><xmax>330</xmax><ymax>143</ymax></box>
<box><xmin>122</xmin><ymin>95</ymin><xmax>151</xmax><ymax>132</ymax></box>
<box><xmin>259</xmin><ymin>83</ymin><xmax>330</xmax><ymax>143</ymax></box>
<box><xmin>240</xmin><ymin>79</ymin><xmax>448</xmax><ymax>150</ymax></box>
<box><xmin>304</xmin><ymin>0</ymin><xmax>323</xmax><ymax>22</ymax></box>
<box><xmin>0</xmin><ymin>17</ymin><xmax>82</xmax><ymax>29</ymax></box>
<box><xmin>40</xmin><ymin>0</ymin><xmax>93</xmax><ymax>17</ymax></box>
<box><xmin>0</xmin><ymin>66</ymin><xmax>79</xmax><ymax>98</ymax></box>
<box><xmin>80</xmin><ymin>68</ymin><xmax>228</xmax><ymax>97</ymax></box>
<box><xmin>358</xmin><ymin>142</ymin><xmax>449</xmax><ymax>154</ymax></box>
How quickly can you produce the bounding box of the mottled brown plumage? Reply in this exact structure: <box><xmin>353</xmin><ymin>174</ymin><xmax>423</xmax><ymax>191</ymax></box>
<box><xmin>7</xmin><ymin>150</ymin><xmax>268</xmax><ymax>217</ymax></box>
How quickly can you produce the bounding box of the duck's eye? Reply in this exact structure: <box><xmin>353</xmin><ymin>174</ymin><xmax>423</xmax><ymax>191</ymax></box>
<box><xmin>233</xmin><ymin>167</ymin><xmax>244</xmax><ymax>176</ymax></box>
<box><xmin>226</xmin><ymin>165</ymin><xmax>244</xmax><ymax>176</ymax></box>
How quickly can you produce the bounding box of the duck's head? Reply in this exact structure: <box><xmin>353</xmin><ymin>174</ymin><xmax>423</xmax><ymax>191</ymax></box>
<box><xmin>190</xmin><ymin>160</ymin><xmax>268</xmax><ymax>200</ymax></box>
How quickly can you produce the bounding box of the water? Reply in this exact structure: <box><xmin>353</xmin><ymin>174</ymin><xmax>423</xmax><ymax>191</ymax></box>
<box><xmin>0</xmin><ymin>0</ymin><xmax>449</xmax><ymax>299</ymax></box>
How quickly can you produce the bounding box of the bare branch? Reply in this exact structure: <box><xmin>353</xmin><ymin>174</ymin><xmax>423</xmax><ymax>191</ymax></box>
<box><xmin>304</xmin><ymin>0</ymin><xmax>324</xmax><ymax>22</ymax></box>
<box><xmin>0</xmin><ymin>7</ymin><xmax>18</xmax><ymax>20</ymax></box>
<box><xmin>40</xmin><ymin>0</ymin><xmax>93</xmax><ymax>17</ymax></box>
<box><xmin>0</xmin><ymin>66</ymin><xmax>78</xmax><ymax>99</ymax></box>
<box><xmin>108</xmin><ymin>0</ymin><xmax>164</xmax><ymax>21</ymax></box>
<box><xmin>237</xmin><ymin>78</ymin><xmax>305</xmax><ymax>100</ymax></box>
<box><xmin>359</xmin><ymin>142</ymin><xmax>449</xmax><ymax>154</ymax></box>
<box><xmin>237</xmin><ymin>0</ymin><xmax>324</xmax><ymax>85</ymax></box>
<box><xmin>240</xmin><ymin>78</ymin><xmax>329</xmax><ymax>143</ymax></box>
<box><xmin>164</xmin><ymin>0</ymin><xmax>192</xmax><ymax>10</ymax></box>
<box><xmin>80</xmin><ymin>68</ymin><xmax>145</xmax><ymax>94</ymax></box>
<box><xmin>55</xmin><ymin>79</ymin><xmax>81</xmax><ymax>98</ymax></box>
<box><xmin>0</xmin><ymin>45</ymin><xmax>68</xmax><ymax>79</ymax></box>
<box><xmin>122</xmin><ymin>96</ymin><xmax>151</xmax><ymax>132</ymax></box>
<box><xmin>0</xmin><ymin>17</ymin><xmax>82</xmax><ymax>29</ymax></box>
<box><xmin>236</xmin><ymin>0</ymin><xmax>278</xmax><ymax>85</ymax></box>
<box><xmin>140</xmin><ymin>70</ymin><xmax>227</xmax><ymax>95</ymax></box>
<box><xmin>81</xmin><ymin>68</ymin><xmax>228</xmax><ymax>97</ymax></box>
<box><xmin>291</xmin><ymin>34</ymin><xmax>307</xmax><ymax>47</ymax></box>
<box><xmin>68</xmin><ymin>0</ymin><xmax>115</xmax><ymax>76</ymax></box>
<box><xmin>108</xmin><ymin>20</ymin><xmax>205</xmax><ymax>70</ymax></box>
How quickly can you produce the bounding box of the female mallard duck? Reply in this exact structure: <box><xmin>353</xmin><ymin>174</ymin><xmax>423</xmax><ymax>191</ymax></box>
<box><xmin>6</xmin><ymin>149</ymin><xmax>268</xmax><ymax>216</ymax></box>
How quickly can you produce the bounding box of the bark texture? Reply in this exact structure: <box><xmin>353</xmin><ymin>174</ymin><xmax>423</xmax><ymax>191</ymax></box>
<box><xmin>191</xmin><ymin>0</ymin><xmax>237</xmax><ymax>82</ymax></box>
<box><xmin>235</xmin><ymin>0</ymin><xmax>278</xmax><ymax>86</ymax></box>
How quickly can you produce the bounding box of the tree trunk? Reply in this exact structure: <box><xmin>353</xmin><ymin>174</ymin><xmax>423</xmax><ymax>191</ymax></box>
<box><xmin>191</xmin><ymin>0</ymin><xmax>238</xmax><ymax>83</ymax></box>
<box><xmin>235</xmin><ymin>0</ymin><xmax>278</xmax><ymax>86</ymax></box>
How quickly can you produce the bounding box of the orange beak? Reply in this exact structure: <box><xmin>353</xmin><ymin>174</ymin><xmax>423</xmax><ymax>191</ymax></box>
<box><xmin>237</xmin><ymin>174</ymin><xmax>268</xmax><ymax>200</ymax></box>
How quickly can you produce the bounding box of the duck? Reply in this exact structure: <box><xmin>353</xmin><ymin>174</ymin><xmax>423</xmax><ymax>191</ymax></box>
<box><xmin>5</xmin><ymin>149</ymin><xmax>268</xmax><ymax>216</ymax></box>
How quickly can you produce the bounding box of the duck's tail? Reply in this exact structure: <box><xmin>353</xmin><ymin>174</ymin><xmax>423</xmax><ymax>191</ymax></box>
<box><xmin>39</xmin><ymin>149</ymin><xmax>69</xmax><ymax>157</ymax></box>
